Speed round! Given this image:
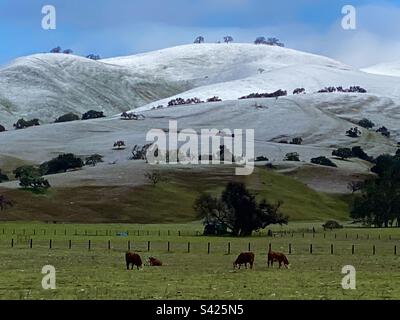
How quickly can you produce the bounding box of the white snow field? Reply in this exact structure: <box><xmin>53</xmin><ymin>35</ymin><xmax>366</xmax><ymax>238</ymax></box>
<box><xmin>362</xmin><ymin>61</ymin><xmax>400</xmax><ymax>77</ymax></box>
<box><xmin>0</xmin><ymin>44</ymin><xmax>399</xmax><ymax>190</ymax></box>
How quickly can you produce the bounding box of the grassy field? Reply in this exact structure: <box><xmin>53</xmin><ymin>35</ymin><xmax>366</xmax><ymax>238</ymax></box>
<box><xmin>1</xmin><ymin>222</ymin><xmax>400</xmax><ymax>300</ymax></box>
<box><xmin>0</xmin><ymin>166</ymin><xmax>351</xmax><ymax>223</ymax></box>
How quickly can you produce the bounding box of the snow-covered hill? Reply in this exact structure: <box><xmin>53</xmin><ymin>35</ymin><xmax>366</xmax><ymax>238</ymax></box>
<box><xmin>0</xmin><ymin>53</ymin><xmax>188</xmax><ymax>127</ymax></box>
<box><xmin>0</xmin><ymin>43</ymin><xmax>383</xmax><ymax>127</ymax></box>
<box><xmin>362</xmin><ymin>61</ymin><xmax>400</xmax><ymax>77</ymax></box>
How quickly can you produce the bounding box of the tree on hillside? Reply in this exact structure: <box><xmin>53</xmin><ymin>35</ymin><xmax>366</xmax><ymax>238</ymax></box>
<box><xmin>346</xmin><ymin>127</ymin><xmax>361</xmax><ymax>138</ymax></box>
<box><xmin>254</xmin><ymin>36</ymin><xmax>267</xmax><ymax>44</ymax></box>
<box><xmin>40</xmin><ymin>154</ymin><xmax>84</xmax><ymax>175</ymax></box>
<box><xmin>332</xmin><ymin>148</ymin><xmax>353</xmax><ymax>160</ymax></box>
<box><xmin>86</xmin><ymin>54</ymin><xmax>101</xmax><ymax>60</ymax></box>
<box><xmin>13</xmin><ymin>166</ymin><xmax>50</xmax><ymax>190</ymax></box>
<box><xmin>351</xmin><ymin>154</ymin><xmax>400</xmax><ymax>227</ymax></box>
<box><xmin>0</xmin><ymin>125</ymin><xmax>5</xmax><ymax>132</ymax></box>
<box><xmin>311</xmin><ymin>156</ymin><xmax>337</xmax><ymax>168</ymax></box>
<box><xmin>63</xmin><ymin>49</ymin><xmax>73</xmax><ymax>54</ymax></box>
<box><xmin>50</xmin><ymin>46</ymin><xmax>62</xmax><ymax>53</ymax></box>
<box><xmin>194</xmin><ymin>182</ymin><xmax>288</xmax><ymax>237</ymax></box>
<box><xmin>284</xmin><ymin>152</ymin><xmax>300</xmax><ymax>162</ymax></box>
<box><xmin>358</xmin><ymin>118</ymin><xmax>375</xmax><ymax>129</ymax></box>
<box><xmin>194</xmin><ymin>36</ymin><xmax>205</xmax><ymax>44</ymax></box>
<box><xmin>223</xmin><ymin>36</ymin><xmax>234</xmax><ymax>43</ymax></box>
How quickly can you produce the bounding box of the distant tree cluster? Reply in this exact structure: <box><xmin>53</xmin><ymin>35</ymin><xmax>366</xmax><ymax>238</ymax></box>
<box><xmin>194</xmin><ymin>36</ymin><xmax>205</xmax><ymax>44</ymax></box>
<box><xmin>168</xmin><ymin>97</ymin><xmax>204</xmax><ymax>107</ymax></box>
<box><xmin>86</xmin><ymin>54</ymin><xmax>101</xmax><ymax>60</ymax></box>
<box><xmin>332</xmin><ymin>146</ymin><xmax>374</xmax><ymax>162</ymax></box>
<box><xmin>239</xmin><ymin>89</ymin><xmax>287</xmax><ymax>100</ymax></box>
<box><xmin>0</xmin><ymin>170</ymin><xmax>9</xmax><ymax>183</ymax></box>
<box><xmin>82</xmin><ymin>110</ymin><xmax>105</xmax><ymax>120</ymax></box>
<box><xmin>13</xmin><ymin>118</ymin><xmax>40</xmax><ymax>130</ymax></box>
<box><xmin>254</xmin><ymin>37</ymin><xmax>284</xmax><ymax>47</ymax></box>
<box><xmin>0</xmin><ymin>124</ymin><xmax>5</xmax><ymax>132</ymax></box>
<box><xmin>317</xmin><ymin>86</ymin><xmax>367</xmax><ymax>93</ymax></box>
<box><xmin>120</xmin><ymin>112</ymin><xmax>145</xmax><ymax>121</ymax></box>
<box><xmin>50</xmin><ymin>46</ymin><xmax>73</xmax><ymax>54</ymax></box>
<box><xmin>223</xmin><ymin>36</ymin><xmax>234</xmax><ymax>43</ymax></box>
<box><xmin>293</xmin><ymin>88</ymin><xmax>306</xmax><ymax>95</ymax></box>
<box><xmin>130</xmin><ymin>144</ymin><xmax>153</xmax><ymax>161</ymax></box>
<box><xmin>346</xmin><ymin>127</ymin><xmax>362</xmax><ymax>138</ymax></box>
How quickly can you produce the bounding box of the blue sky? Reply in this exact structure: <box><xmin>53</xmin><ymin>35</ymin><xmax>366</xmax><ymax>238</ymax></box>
<box><xmin>1</xmin><ymin>0</ymin><xmax>400</xmax><ymax>67</ymax></box>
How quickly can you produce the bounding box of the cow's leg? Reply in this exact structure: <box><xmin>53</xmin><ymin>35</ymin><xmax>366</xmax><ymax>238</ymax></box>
<box><xmin>126</xmin><ymin>262</ymin><xmax>129</xmax><ymax>270</ymax></box>
<box><xmin>250</xmin><ymin>262</ymin><xmax>253</xmax><ymax>269</ymax></box>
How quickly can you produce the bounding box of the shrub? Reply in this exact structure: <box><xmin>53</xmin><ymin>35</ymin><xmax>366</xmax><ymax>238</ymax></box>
<box><xmin>358</xmin><ymin>118</ymin><xmax>375</xmax><ymax>129</ymax></box>
<box><xmin>194</xmin><ymin>36</ymin><xmax>205</xmax><ymax>44</ymax></box>
<box><xmin>376</xmin><ymin>126</ymin><xmax>390</xmax><ymax>137</ymax></box>
<box><xmin>55</xmin><ymin>113</ymin><xmax>80</xmax><ymax>123</ymax></box>
<box><xmin>284</xmin><ymin>152</ymin><xmax>300</xmax><ymax>162</ymax></box>
<box><xmin>346</xmin><ymin>127</ymin><xmax>361</xmax><ymax>138</ymax></box>
<box><xmin>332</xmin><ymin>148</ymin><xmax>353</xmax><ymax>160</ymax></box>
<box><xmin>311</xmin><ymin>156</ymin><xmax>337</xmax><ymax>167</ymax></box>
<box><xmin>322</xmin><ymin>220</ymin><xmax>343</xmax><ymax>230</ymax></box>
<box><xmin>82</xmin><ymin>110</ymin><xmax>105</xmax><ymax>120</ymax></box>
<box><xmin>13</xmin><ymin>118</ymin><xmax>40</xmax><ymax>130</ymax></box>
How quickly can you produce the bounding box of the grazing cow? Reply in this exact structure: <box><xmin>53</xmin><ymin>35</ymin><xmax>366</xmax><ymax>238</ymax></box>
<box><xmin>125</xmin><ymin>251</ymin><xmax>143</xmax><ymax>270</ymax></box>
<box><xmin>233</xmin><ymin>252</ymin><xmax>255</xmax><ymax>269</ymax></box>
<box><xmin>267</xmin><ymin>249</ymin><xmax>290</xmax><ymax>269</ymax></box>
<box><xmin>148</xmin><ymin>257</ymin><xmax>163</xmax><ymax>266</ymax></box>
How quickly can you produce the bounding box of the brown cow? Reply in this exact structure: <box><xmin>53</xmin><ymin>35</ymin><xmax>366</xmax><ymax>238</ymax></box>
<box><xmin>125</xmin><ymin>251</ymin><xmax>143</xmax><ymax>270</ymax></box>
<box><xmin>148</xmin><ymin>257</ymin><xmax>162</xmax><ymax>266</ymax></box>
<box><xmin>233</xmin><ymin>252</ymin><xmax>255</xmax><ymax>269</ymax></box>
<box><xmin>267</xmin><ymin>249</ymin><xmax>289</xmax><ymax>269</ymax></box>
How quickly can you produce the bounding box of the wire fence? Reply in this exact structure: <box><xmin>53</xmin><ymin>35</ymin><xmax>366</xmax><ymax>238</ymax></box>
<box><xmin>1</xmin><ymin>238</ymin><xmax>399</xmax><ymax>256</ymax></box>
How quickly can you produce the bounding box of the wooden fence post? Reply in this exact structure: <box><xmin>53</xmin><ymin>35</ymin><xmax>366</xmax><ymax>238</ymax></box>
<box><xmin>289</xmin><ymin>243</ymin><xmax>292</xmax><ymax>254</ymax></box>
<box><xmin>188</xmin><ymin>242</ymin><xmax>190</xmax><ymax>253</ymax></box>
<box><xmin>330</xmin><ymin>244</ymin><xmax>334</xmax><ymax>255</ymax></box>
<box><xmin>207</xmin><ymin>242</ymin><xmax>210</xmax><ymax>254</ymax></box>
<box><xmin>168</xmin><ymin>242</ymin><xmax>170</xmax><ymax>252</ymax></box>
<box><xmin>69</xmin><ymin>240</ymin><xmax>72</xmax><ymax>249</ymax></box>
<box><xmin>373</xmin><ymin>245</ymin><xmax>376</xmax><ymax>255</ymax></box>
<box><xmin>248</xmin><ymin>243</ymin><xmax>251</xmax><ymax>251</ymax></box>
<box><xmin>49</xmin><ymin>239</ymin><xmax>52</xmax><ymax>249</ymax></box>
<box><xmin>310</xmin><ymin>244</ymin><xmax>313</xmax><ymax>254</ymax></box>
<box><xmin>228</xmin><ymin>242</ymin><xmax>231</xmax><ymax>255</ymax></box>
<box><xmin>352</xmin><ymin>244</ymin><xmax>355</xmax><ymax>255</ymax></box>
<box><xmin>395</xmin><ymin>245</ymin><xmax>397</xmax><ymax>255</ymax></box>
<box><xmin>30</xmin><ymin>239</ymin><xmax>32</xmax><ymax>249</ymax></box>
<box><xmin>148</xmin><ymin>241</ymin><xmax>151</xmax><ymax>252</ymax></box>
<box><xmin>88</xmin><ymin>240</ymin><xmax>91</xmax><ymax>250</ymax></box>
<box><xmin>128</xmin><ymin>240</ymin><xmax>131</xmax><ymax>251</ymax></box>
<box><xmin>11</xmin><ymin>239</ymin><xmax>13</xmax><ymax>248</ymax></box>
<box><xmin>108</xmin><ymin>240</ymin><xmax>111</xmax><ymax>250</ymax></box>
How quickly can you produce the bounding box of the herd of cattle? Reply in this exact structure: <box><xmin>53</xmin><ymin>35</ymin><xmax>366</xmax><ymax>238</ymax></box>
<box><xmin>125</xmin><ymin>249</ymin><xmax>290</xmax><ymax>270</ymax></box>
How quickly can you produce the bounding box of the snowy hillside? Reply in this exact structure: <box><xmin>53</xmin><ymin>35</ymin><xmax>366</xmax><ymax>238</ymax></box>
<box><xmin>1</xmin><ymin>43</ymin><xmax>400</xmax><ymax>130</ymax></box>
<box><xmin>362</xmin><ymin>61</ymin><xmax>400</xmax><ymax>77</ymax></box>
<box><xmin>0</xmin><ymin>53</ymin><xmax>187</xmax><ymax>127</ymax></box>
